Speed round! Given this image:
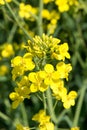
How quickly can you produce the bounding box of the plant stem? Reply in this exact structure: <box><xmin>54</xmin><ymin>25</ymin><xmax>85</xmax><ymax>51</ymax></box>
<box><xmin>72</xmin><ymin>80</ymin><xmax>87</xmax><ymax>127</ymax></box>
<box><xmin>43</xmin><ymin>92</ymin><xmax>47</xmax><ymax>112</ymax></box>
<box><xmin>37</xmin><ymin>0</ymin><xmax>43</xmax><ymax>36</ymax></box>
<box><xmin>76</xmin><ymin>52</ymin><xmax>85</xmax><ymax>69</ymax></box>
<box><xmin>57</xmin><ymin>109</ymin><xmax>69</xmax><ymax>125</ymax></box>
<box><xmin>20</xmin><ymin>103</ymin><xmax>29</xmax><ymax>126</ymax></box>
<box><xmin>4</xmin><ymin>1</ymin><xmax>32</xmax><ymax>40</ymax></box>
<box><xmin>46</xmin><ymin>88</ymin><xmax>57</xmax><ymax>124</ymax></box>
<box><xmin>7</xmin><ymin>23</ymin><xmax>17</xmax><ymax>43</ymax></box>
<box><xmin>63</xmin><ymin>116</ymin><xmax>72</xmax><ymax>127</ymax></box>
<box><xmin>0</xmin><ymin>111</ymin><xmax>11</xmax><ymax>122</ymax></box>
<box><xmin>0</xmin><ymin>111</ymin><xmax>15</xmax><ymax>127</ymax></box>
<box><xmin>12</xmin><ymin>0</ymin><xmax>19</xmax><ymax>6</ymax></box>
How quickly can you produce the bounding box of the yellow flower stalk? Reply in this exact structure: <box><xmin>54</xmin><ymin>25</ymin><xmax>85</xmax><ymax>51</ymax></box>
<box><xmin>9</xmin><ymin>34</ymin><xmax>77</xmax><ymax>128</ymax></box>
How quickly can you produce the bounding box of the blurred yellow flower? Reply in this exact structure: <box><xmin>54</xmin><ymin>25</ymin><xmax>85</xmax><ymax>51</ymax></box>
<box><xmin>0</xmin><ymin>65</ymin><xmax>8</xmax><ymax>76</ymax></box>
<box><xmin>1</xmin><ymin>43</ymin><xmax>14</xmax><ymax>58</ymax></box>
<box><xmin>55</xmin><ymin>0</ymin><xmax>78</xmax><ymax>12</ymax></box>
<box><xmin>0</xmin><ymin>0</ymin><xmax>12</xmax><ymax>5</ymax></box>
<box><xmin>71</xmin><ymin>127</ymin><xmax>80</xmax><ymax>130</ymax></box>
<box><xmin>16</xmin><ymin>124</ymin><xmax>30</xmax><ymax>130</ymax></box>
<box><xmin>19</xmin><ymin>3</ymin><xmax>37</xmax><ymax>20</ymax></box>
<box><xmin>43</xmin><ymin>0</ymin><xmax>53</xmax><ymax>4</ymax></box>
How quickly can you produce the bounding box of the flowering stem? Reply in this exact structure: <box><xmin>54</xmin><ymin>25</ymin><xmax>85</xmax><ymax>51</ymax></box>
<box><xmin>37</xmin><ymin>0</ymin><xmax>43</xmax><ymax>36</ymax></box>
<box><xmin>4</xmin><ymin>1</ymin><xmax>33</xmax><ymax>40</ymax></box>
<box><xmin>46</xmin><ymin>88</ymin><xmax>57</xmax><ymax>124</ymax></box>
<box><xmin>20</xmin><ymin>103</ymin><xmax>29</xmax><ymax>126</ymax></box>
<box><xmin>72</xmin><ymin>80</ymin><xmax>87</xmax><ymax>127</ymax></box>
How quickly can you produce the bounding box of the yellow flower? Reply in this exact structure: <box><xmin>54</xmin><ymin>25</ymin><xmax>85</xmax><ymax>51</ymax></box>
<box><xmin>17</xmin><ymin>76</ymin><xmax>30</xmax><ymax>88</ymax></box>
<box><xmin>70</xmin><ymin>127</ymin><xmax>80</xmax><ymax>130</ymax></box>
<box><xmin>55</xmin><ymin>0</ymin><xmax>78</xmax><ymax>12</ymax></box>
<box><xmin>11</xmin><ymin>55</ymin><xmax>35</xmax><ymax>80</ymax></box>
<box><xmin>16</xmin><ymin>124</ymin><xmax>30</xmax><ymax>130</ymax></box>
<box><xmin>28</xmin><ymin>72</ymin><xmax>48</xmax><ymax>92</ymax></box>
<box><xmin>1</xmin><ymin>43</ymin><xmax>14</xmax><ymax>58</ymax></box>
<box><xmin>56</xmin><ymin>62</ymin><xmax>72</xmax><ymax>80</ymax></box>
<box><xmin>12</xmin><ymin>66</ymin><xmax>24</xmax><ymax>80</ymax></box>
<box><xmin>32</xmin><ymin>110</ymin><xmax>50</xmax><ymax>124</ymax></box>
<box><xmin>55</xmin><ymin>0</ymin><xmax>69</xmax><ymax>12</ymax></box>
<box><xmin>59</xmin><ymin>43</ymin><xmax>70</xmax><ymax>60</ymax></box>
<box><xmin>43</xmin><ymin>0</ymin><xmax>53</xmax><ymax>4</ymax></box>
<box><xmin>40</xmin><ymin>122</ymin><xmax>54</xmax><ymax>130</ymax></box>
<box><xmin>52</xmin><ymin>43</ymin><xmax>70</xmax><ymax>61</ymax></box>
<box><xmin>9</xmin><ymin>85</ymin><xmax>30</xmax><ymax>108</ymax></box>
<box><xmin>23</xmin><ymin>54</ymin><xmax>35</xmax><ymax>71</ymax></box>
<box><xmin>42</xmin><ymin>9</ymin><xmax>50</xmax><ymax>20</ymax></box>
<box><xmin>9</xmin><ymin>92</ymin><xmax>23</xmax><ymax>109</ymax></box>
<box><xmin>43</xmin><ymin>64</ymin><xmax>55</xmax><ymax>85</ymax></box>
<box><xmin>11</xmin><ymin>56</ymin><xmax>23</xmax><ymax>67</ymax></box>
<box><xmin>0</xmin><ymin>65</ymin><xmax>8</xmax><ymax>76</ymax></box>
<box><xmin>51</xmin><ymin>80</ymin><xmax>67</xmax><ymax>100</ymax></box>
<box><xmin>19</xmin><ymin>3</ymin><xmax>37</xmax><ymax>20</ymax></box>
<box><xmin>62</xmin><ymin>91</ymin><xmax>77</xmax><ymax>109</ymax></box>
<box><xmin>32</xmin><ymin>110</ymin><xmax>54</xmax><ymax>130</ymax></box>
<box><xmin>0</xmin><ymin>0</ymin><xmax>12</xmax><ymax>5</ymax></box>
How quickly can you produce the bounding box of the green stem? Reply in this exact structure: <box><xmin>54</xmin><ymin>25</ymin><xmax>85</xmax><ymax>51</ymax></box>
<box><xmin>0</xmin><ymin>111</ymin><xmax>11</xmax><ymax>122</ymax></box>
<box><xmin>43</xmin><ymin>92</ymin><xmax>47</xmax><ymax>112</ymax></box>
<box><xmin>4</xmin><ymin>1</ymin><xmax>32</xmax><ymax>40</ymax></box>
<box><xmin>20</xmin><ymin>103</ymin><xmax>29</xmax><ymax>126</ymax></box>
<box><xmin>57</xmin><ymin>109</ymin><xmax>69</xmax><ymax>125</ymax></box>
<box><xmin>63</xmin><ymin>116</ymin><xmax>72</xmax><ymax>127</ymax></box>
<box><xmin>72</xmin><ymin>80</ymin><xmax>87</xmax><ymax>127</ymax></box>
<box><xmin>37</xmin><ymin>0</ymin><xmax>43</xmax><ymax>36</ymax></box>
<box><xmin>12</xmin><ymin>0</ymin><xmax>19</xmax><ymax>6</ymax></box>
<box><xmin>0</xmin><ymin>111</ymin><xmax>15</xmax><ymax>127</ymax></box>
<box><xmin>7</xmin><ymin>23</ymin><xmax>17</xmax><ymax>43</ymax></box>
<box><xmin>46</xmin><ymin>88</ymin><xmax>57</xmax><ymax>124</ymax></box>
<box><xmin>76</xmin><ymin>52</ymin><xmax>85</xmax><ymax>69</ymax></box>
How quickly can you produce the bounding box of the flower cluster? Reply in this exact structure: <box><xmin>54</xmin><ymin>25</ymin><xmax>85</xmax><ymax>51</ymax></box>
<box><xmin>17</xmin><ymin>0</ymin><xmax>79</xmax><ymax>35</ymax></box>
<box><xmin>27</xmin><ymin>34</ymin><xmax>70</xmax><ymax>60</ymax></box>
<box><xmin>32</xmin><ymin>110</ymin><xmax>54</xmax><ymax>130</ymax></box>
<box><xmin>9</xmin><ymin>34</ymin><xmax>77</xmax><ymax>109</ymax></box>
